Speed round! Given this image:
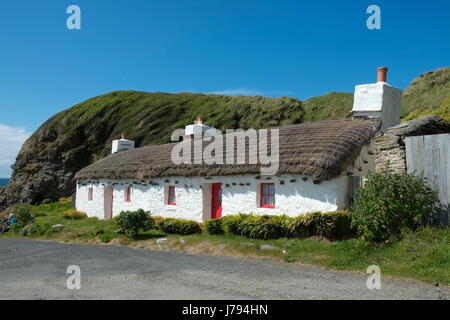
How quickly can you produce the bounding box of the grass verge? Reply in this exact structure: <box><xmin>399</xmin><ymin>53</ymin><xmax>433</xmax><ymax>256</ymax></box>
<box><xmin>1</xmin><ymin>202</ymin><xmax>449</xmax><ymax>285</ymax></box>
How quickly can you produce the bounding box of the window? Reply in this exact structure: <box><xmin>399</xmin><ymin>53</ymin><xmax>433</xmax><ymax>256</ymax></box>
<box><xmin>168</xmin><ymin>186</ymin><xmax>176</xmax><ymax>205</ymax></box>
<box><xmin>88</xmin><ymin>187</ymin><xmax>93</xmax><ymax>201</ymax></box>
<box><xmin>125</xmin><ymin>186</ymin><xmax>131</xmax><ymax>203</ymax></box>
<box><xmin>260</xmin><ymin>183</ymin><xmax>275</xmax><ymax>208</ymax></box>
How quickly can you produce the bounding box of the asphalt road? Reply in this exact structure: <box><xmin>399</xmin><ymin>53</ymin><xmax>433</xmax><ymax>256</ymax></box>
<box><xmin>0</xmin><ymin>239</ymin><xmax>447</xmax><ymax>300</ymax></box>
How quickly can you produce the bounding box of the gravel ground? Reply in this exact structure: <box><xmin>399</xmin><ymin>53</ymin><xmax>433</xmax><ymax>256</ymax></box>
<box><xmin>0</xmin><ymin>239</ymin><xmax>447</xmax><ymax>300</ymax></box>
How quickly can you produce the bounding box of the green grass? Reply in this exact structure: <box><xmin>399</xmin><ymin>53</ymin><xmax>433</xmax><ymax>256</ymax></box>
<box><xmin>1</xmin><ymin>203</ymin><xmax>449</xmax><ymax>285</ymax></box>
<box><xmin>302</xmin><ymin>92</ymin><xmax>353</xmax><ymax>123</ymax></box>
<box><xmin>402</xmin><ymin>67</ymin><xmax>450</xmax><ymax>120</ymax></box>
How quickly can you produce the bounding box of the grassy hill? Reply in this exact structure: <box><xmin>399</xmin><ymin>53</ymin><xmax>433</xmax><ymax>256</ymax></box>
<box><xmin>24</xmin><ymin>92</ymin><xmax>304</xmax><ymax>163</ymax></box>
<box><xmin>3</xmin><ymin>92</ymin><xmax>304</xmax><ymax>205</ymax></box>
<box><xmin>301</xmin><ymin>67</ymin><xmax>450</xmax><ymax>123</ymax></box>
<box><xmin>402</xmin><ymin>67</ymin><xmax>450</xmax><ymax>121</ymax></box>
<box><xmin>302</xmin><ymin>92</ymin><xmax>353</xmax><ymax>123</ymax></box>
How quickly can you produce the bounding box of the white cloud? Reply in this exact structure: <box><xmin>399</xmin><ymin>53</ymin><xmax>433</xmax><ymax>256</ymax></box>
<box><xmin>208</xmin><ymin>88</ymin><xmax>293</xmax><ymax>97</ymax></box>
<box><xmin>0</xmin><ymin>125</ymin><xmax>31</xmax><ymax>177</ymax></box>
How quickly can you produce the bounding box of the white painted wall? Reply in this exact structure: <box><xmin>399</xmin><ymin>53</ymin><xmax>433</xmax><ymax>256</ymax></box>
<box><xmin>76</xmin><ymin>174</ymin><xmax>350</xmax><ymax>222</ymax></box>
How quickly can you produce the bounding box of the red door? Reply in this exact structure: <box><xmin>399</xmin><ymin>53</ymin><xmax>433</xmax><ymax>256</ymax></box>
<box><xmin>211</xmin><ymin>183</ymin><xmax>222</xmax><ymax>219</ymax></box>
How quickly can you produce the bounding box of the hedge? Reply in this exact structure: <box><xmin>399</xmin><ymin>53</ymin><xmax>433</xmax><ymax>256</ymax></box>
<box><xmin>287</xmin><ymin>211</ymin><xmax>352</xmax><ymax>240</ymax></box>
<box><xmin>158</xmin><ymin>218</ymin><xmax>202</xmax><ymax>235</ymax></box>
<box><xmin>203</xmin><ymin>211</ymin><xmax>353</xmax><ymax>241</ymax></box>
<box><xmin>240</xmin><ymin>214</ymin><xmax>291</xmax><ymax>240</ymax></box>
<box><xmin>203</xmin><ymin>218</ymin><xmax>224</xmax><ymax>235</ymax></box>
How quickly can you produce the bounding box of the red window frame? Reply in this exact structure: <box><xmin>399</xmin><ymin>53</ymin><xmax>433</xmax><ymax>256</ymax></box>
<box><xmin>125</xmin><ymin>186</ymin><xmax>131</xmax><ymax>203</ymax></box>
<box><xmin>260</xmin><ymin>183</ymin><xmax>275</xmax><ymax>208</ymax></box>
<box><xmin>88</xmin><ymin>187</ymin><xmax>93</xmax><ymax>201</ymax></box>
<box><xmin>168</xmin><ymin>186</ymin><xmax>176</xmax><ymax>205</ymax></box>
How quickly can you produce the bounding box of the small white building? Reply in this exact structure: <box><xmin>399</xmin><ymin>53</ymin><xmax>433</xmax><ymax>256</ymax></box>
<box><xmin>75</xmin><ymin>68</ymin><xmax>402</xmax><ymax>222</ymax></box>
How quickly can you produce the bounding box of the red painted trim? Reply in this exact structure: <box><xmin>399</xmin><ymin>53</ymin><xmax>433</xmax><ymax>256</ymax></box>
<box><xmin>125</xmin><ymin>186</ymin><xmax>131</xmax><ymax>203</ymax></box>
<box><xmin>211</xmin><ymin>183</ymin><xmax>222</xmax><ymax>219</ymax></box>
<box><xmin>168</xmin><ymin>186</ymin><xmax>176</xmax><ymax>205</ymax></box>
<box><xmin>260</xmin><ymin>183</ymin><xmax>275</xmax><ymax>208</ymax></box>
<box><xmin>88</xmin><ymin>187</ymin><xmax>93</xmax><ymax>201</ymax></box>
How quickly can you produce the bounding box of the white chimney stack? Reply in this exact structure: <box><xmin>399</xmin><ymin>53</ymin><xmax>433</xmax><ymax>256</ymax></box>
<box><xmin>352</xmin><ymin>67</ymin><xmax>403</xmax><ymax>129</ymax></box>
<box><xmin>185</xmin><ymin>116</ymin><xmax>217</xmax><ymax>137</ymax></box>
<box><xmin>112</xmin><ymin>133</ymin><xmax>135</xmax><ymax>154</ymax></box>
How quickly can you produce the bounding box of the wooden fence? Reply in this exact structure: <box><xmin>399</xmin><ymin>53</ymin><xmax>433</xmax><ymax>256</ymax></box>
<box><xmin>405</xmin><ymin>133</ymin><xmax>449</xmax><ymax>225</ymax></box>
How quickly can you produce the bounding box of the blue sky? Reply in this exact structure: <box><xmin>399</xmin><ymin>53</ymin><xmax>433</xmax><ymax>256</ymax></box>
<box><xmin>0</xmin><ymin>0</ymin><xmax>449</xmax><ymax>177</ymax></box>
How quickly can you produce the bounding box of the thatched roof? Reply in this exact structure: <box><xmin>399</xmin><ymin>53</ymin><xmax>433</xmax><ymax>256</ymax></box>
<box><xmin>74</xmin><ymin>118</ymin><xmax>380</xmax><ymax>182</ymax></box>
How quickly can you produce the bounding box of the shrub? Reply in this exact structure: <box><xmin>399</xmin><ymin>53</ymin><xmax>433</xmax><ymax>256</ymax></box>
<box><xmin>221</xmin><ymin>213</ymin><xmax>250</xmax><ymax>235</ymax></box>
<box><xmin>11</xmin><ymin>204</ymin><xmax>33</xmax><ymax>228</ymax></box>
<box><xmin>350</xmin><ymin>172</ymin><xmax>440</xmax><ymax>243</ymax></box>
<box><xmin>62</xmin><ymin>210</ymin><xmax>87</xmax><ymax>220</ymax></box>
<box><xmin>158</xmin><ymin>218</ymin><xmax>202</xmax><ymax>235</ymax></box>
<box><xmin>240</xmin><ymin>214</ymin><xmax>291</xmax><ymax>240</ymax></box>
<box><xmin>315</xmin><ymin>211</ymin><xmax>353</xmax><ymax>240</ymax></box>
<box><xmin>58</xmin><ymin>197</ymin><xmax>72</xmax><ymax>207</ymax></box>
<box><xmin>152</xmin><ymin>216</ymin><xmax>164</xmax><ymax>228</ymax></box>
<box><xmin>204</xmin><ymin>218</ymin><xmax>224</xmax><ymax>235</ymax></box>
<box><xmin>100</xmin><ymin>233</ymin><xmax>116</xmax><ymax>243</ymax></box>
<box><xmin>287</xmin><ymin>213</ymin><xmax>317</xmax><ymax>239</ymax></box>
<box><xmin>287</xmin><ymin>211</ymin><xmax>353</xmax><ymax>240</ymax></box>
<box><xmin>115</xmin><ymin>209</ymin><xmax>154</xmax><ymax>238</ymax></box>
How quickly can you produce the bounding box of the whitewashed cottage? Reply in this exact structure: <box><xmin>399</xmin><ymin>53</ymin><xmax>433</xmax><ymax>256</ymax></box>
<box><xmin>75</xmin><ymin>68</ymin><xmax>403</xmax><ymax>222</ymax></box>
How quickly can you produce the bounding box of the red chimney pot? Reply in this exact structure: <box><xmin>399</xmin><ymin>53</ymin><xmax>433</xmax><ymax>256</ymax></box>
<box><xmin>377</xmin><ymin>67</ymin><xmax>388</xmax><ymax>82</ymax></box>
<box><xmin>121</xmin><ymin>133</ymin><xmax>126</xmax><ymax>139</ymax></box>
<box><xmin>197</xmin><ymin>116</ymin><xmax>203</xmax><ymax>124</ymax></box>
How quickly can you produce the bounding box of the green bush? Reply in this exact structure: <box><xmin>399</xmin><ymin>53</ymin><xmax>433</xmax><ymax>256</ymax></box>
<box><xmin>221</xmin><ymin>213</ymin><xmax>250</xmax><ymax>235</ymax></box>
<box><xmin>100</xmin><ymin>233</ymin><xmax>116</xmax><ymax>243</ymax></box>
<box><xmin>115</xmin><ymin>209</ymin><xmax>154</xmax><ymax>238</ymax></box>
<box><xmin>11</xmin><ymin>204</ymin><xmax>33</xmax><ymax>228</ymax></box>
<box><xmin>152</xmin><ymin>216</ymin><xmax>164</xmax><ymax>228</ymax></box>
<box><xmin>204</xmin><ymin>218</ymin><xmax>224</xmax><ymax>235</ymax></box>
<box><xmin>240</xmin><ymin>214</ymin><xmax>291</xmax><ymax>240</ymax></box>
<box><xmin>314</xmin><ymin>211</ymin><xmax>353</xmax><ymax>240</ymax></box>
<box><xmin>62</xmin><ymin>210</ymin><xmax>87</xmax><ymax>220</ymax></box>
<box><xmin>350</xmin><ymin>172</ymin><xmax>440</xmax><ymax>243</ymax></box>
<box><xmin>287</xmin><ymin>213</ymin><xmax>317</xmax><ymax>239</ymax></box>
<box><xmin>58</xmin><ymin>197</ymin><xmax>73</xmax><ymax>207</ymax></box>
<box><xmin>287</xmin><ymin>211</ymin><xmax>353</xmax><ymax>240</ymax></box>
<box><xmin>158</xmin><ymin>218</ymin><xmax>202</xmax><ymax>235</ymax></box>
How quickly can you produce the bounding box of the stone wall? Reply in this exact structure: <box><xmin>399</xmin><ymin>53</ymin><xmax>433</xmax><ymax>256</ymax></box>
<box><xmin>374</xmin><ymin>115</ymin><xmax>450</xmax><ymax>173</ymax></box>
<box><xmin>374</xmin><ymin>133</ymin><xmax>406</xmax><ymax>173</ymax></box>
